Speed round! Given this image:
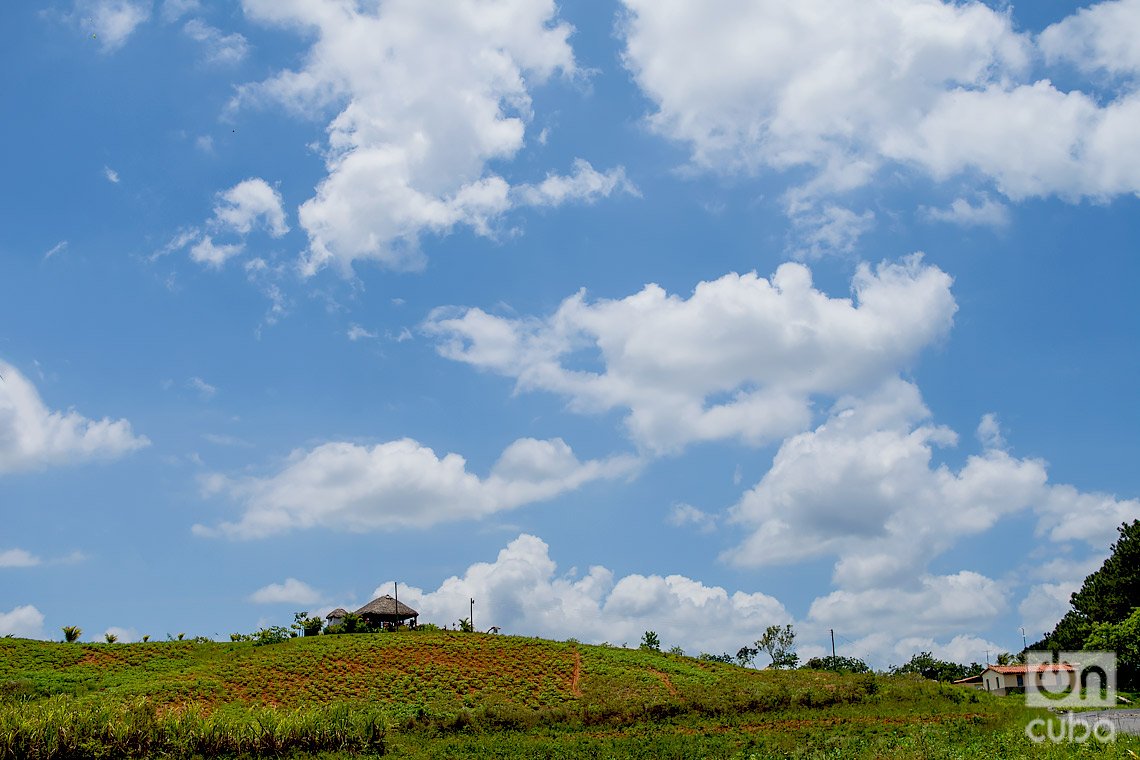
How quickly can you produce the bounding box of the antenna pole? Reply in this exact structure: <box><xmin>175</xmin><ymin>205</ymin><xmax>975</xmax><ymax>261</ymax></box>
<box><xmin>470</xmin><ymin>597</ymin><xmax>475</xmax><ymax>631</ymax></box>
<box><xmin>830</xmin><ymin>629</ymin><xmax>836</xmax><ymax>658</ymax></box>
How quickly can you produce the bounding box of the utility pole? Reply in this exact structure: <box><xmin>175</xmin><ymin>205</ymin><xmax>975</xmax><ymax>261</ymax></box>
<box><xmin>470</xmin><ymin>598</ymin><xmax>475</xmax><ymax>631</ymax></box>
<box><xmin>1020</xmin><ymin>627</ymin><xmax>1027</xmax><ymax>654</ymax></box>
<box><xmin>830</xmin><ymin>629</ymin><xmax>836</xmax><ymax>658</ymax></box>
<box><xmin>394</xmin><ymin>582</ymin><xmax>399</xmax><ymax>630</ymax></box>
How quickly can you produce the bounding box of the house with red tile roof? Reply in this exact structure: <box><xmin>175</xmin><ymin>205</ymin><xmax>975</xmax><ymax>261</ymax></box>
<box><xmin>979</xmin><ymin>663</ymin><xmax>1076</xmax><ymax>696</ymax></box>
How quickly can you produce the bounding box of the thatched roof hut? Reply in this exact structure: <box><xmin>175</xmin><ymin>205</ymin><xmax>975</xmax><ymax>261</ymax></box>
<box><xmin>326</xmin><ymin>608</ymin><xmax>349</xmax><ymax>623</ymax></box>
<box><xmin>354</xmin><ymin>595</ymin><xmax>418</xmax><ymax>627</ymax></box>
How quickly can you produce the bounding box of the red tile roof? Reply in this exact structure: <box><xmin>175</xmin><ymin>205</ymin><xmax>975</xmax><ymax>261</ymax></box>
<box><xmin>952</xmin><ymin>675</ymin><xmax>983</xmax><ymax>684</ymax></box>
<box><xmin>985</xmin><ymin>663</ymin><xmax>1076</xmax><ymax>675</ymax></box>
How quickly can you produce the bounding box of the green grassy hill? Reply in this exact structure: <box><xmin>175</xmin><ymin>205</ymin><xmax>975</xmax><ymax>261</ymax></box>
<box><xmin>2</xmin><ymin>633</ymin><xmax>1138</xmax><ymax>758</ymax></box>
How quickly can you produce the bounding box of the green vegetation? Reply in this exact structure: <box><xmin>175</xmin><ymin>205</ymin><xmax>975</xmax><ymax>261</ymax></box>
<box><xmin>1032</xmin><ymin>519</ymin><xmax>1140</xmax><ymax>688</ymax></box>
<box><xmin>889</xmin><ymin>651</ymin><xmax>983</xmax><ymax>682</ymax></box>
<box><xmin>803</xmin><ymin>655</ymin><xmax>871</xmax><ymax>674</ymax></box>
<box><xmin>2</xmin><ymin>633</ymin><xmax>1139</xmax><ymax>758</ymax></box>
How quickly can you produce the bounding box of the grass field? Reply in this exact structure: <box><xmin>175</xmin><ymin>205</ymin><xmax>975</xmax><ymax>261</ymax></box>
<box><xmin>2</xmin><ymin>632</ymin><xmax>1138</xmax><ymax>758</ymax></box>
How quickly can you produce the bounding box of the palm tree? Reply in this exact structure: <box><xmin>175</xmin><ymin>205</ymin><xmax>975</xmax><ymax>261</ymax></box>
<box><xmin>61</xmin><ymin>626</ymin><xmax>82</xmax><ymax>643</ymax></box>
<box><xmin>104</xmin><ymin>632</ymin><xmax>118</xmax><ymax>643</ymax></box>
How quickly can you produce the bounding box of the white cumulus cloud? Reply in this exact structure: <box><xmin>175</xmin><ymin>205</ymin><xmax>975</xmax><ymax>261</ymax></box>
<box><xmin>514</xmin><ymin>160</ymin><xmax>640</xmax><ymax>207</ymax></box>
<box><xmin>1039</xmin><ymin>0</ymin><xmax>1140</xmax><ymax>77</ymax></box>
<box><xmin>724</xmin><ymin>379</ymin><xmax>1139</xmax><ymax>588</ymax></box>
<box><xmin>0</xmin><ymin>549</ymin><xmax>41</xmax><ymax>568</ymax></box>
<box><xmin>0</xmin><ymin>361</ymin><xmax>149</xmax><ymax>474</ymax></box>
<box><xmin>76</xmin><ymin>0</ymin><xmax>150</xmax><ymax>53</ymax></box>
<box><xmin>620</xmin><ymin>0</ymin><xmax>1140</xmax><ymax>237</ymax></box>
<box><xmin>183</xmin><ymin>19</ymin><xmax>250</xmax><ymax>65</ymax></box>
<box><xmin>377</xmin><ymin>533</ymin><xmax>790</xmax><ymax>656</ymax></box>
<box><xmin>249</xmin><ymin>578</ymin><xmax>322</xmax><ymax>605</ymax></box>
<box><xmin>808</xmin><ymin>570</ymin><xmax>1008</xmax><ymax>640</ymax></box>
<box><xmin>196</xmin><ymin>437</ymin><xmax>636</xmax><ymax>539</ymax></box>
<box><xmin>0</xmin><ymin>605</ymin><xmax>45</xmax><ymax>638</ymax></box>
<box><xmin>168</xmin><ymin>177</ymin><xmax>288</xmax><ymax>269</ymax></box>
<box><xmin>211</xmin><ymin>178</ymin><xmax>288</xmax><ymax>238</ymax></box>
<box><xmin>922</xmin><ymin>196</ymin><xmax>1011</xmax><ymax>228</ymax></box>
<box><xmin>235</xmin><ymin>0</ymin><xmax>629</xmax><ymax>276</ymax></box>
<box><xmin>427</xmin><ymin>255</ymin><xmax>956</xmax><ymax>453</ymax></box>
<box><xmin>189</xmin><ymin>236</ymin><xmax>243</xmax><ymax>268</ymax></box>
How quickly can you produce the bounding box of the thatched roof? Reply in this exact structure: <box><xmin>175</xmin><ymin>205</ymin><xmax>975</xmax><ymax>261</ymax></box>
<box><xmin>354</xmin><ymin>595</ymin><xmax>418</xmax><ymax>619</ymax></box>
<box><xmin>326</xmin><ymin>608</ymin><xmax>349</xmax><ymax>619</ymax></box>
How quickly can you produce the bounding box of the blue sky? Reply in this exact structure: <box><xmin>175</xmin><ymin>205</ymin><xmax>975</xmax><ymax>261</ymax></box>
<box><xmin>1</xmin><ymin>0</ymin><xmax>1138</xmax><ymax>667</ymax></box>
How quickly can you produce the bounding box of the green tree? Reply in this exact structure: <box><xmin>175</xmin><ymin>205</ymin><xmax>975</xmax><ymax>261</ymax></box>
<box><xmin>803</xmin><ymin>655</ymin><xmax>870</xmax><ymax>674</ymax></box>
<box><xmin>252</xmin><ymin>626</ymin><xmax>293</xmax><ymax>646</ymax></box>
<box><xmin>890</xmin><ymin>651</ymin><xmax>981</xmax><ymax>682</ymax></box>
<box><xmin>292</xmin><ymin>611</ymin><xmax>324</xmax><ymax>637</ymax></box>
<box><xmin>1031</xmin><ymin>520</ymin><xmax>1140</xmax><ymax>652</ymax></box>
<box><xmin>104</xmin><ymin>632</ymin><xmax>118</xmax><ymax>644</ymax></box>
<box><xmin>735</xmin><ymin>645</ymin><xmax>758</xmax><ymax>667</ymax></box>
<box><xmin>756</xmin><ymin>624</ymin><xmax>798</xmax><ymax>669</ymax></box>
<box><xmin>326</xmin><ymin>613</ymin><xmax>374</xmax><ymax>635</ymax></box>
<box><xmin>639</xmin><ymin>630</ymin><xmax>661</xmax><ymax>652</ymax></box>
<box><xmin>1070</xmin><ymin>520</ymin><xmax>1140</xmax><ymax>624</ymax></box>
<box><xmin>1084</xmin><ymin>606</ymin><xmax>1140</xmax><ymax>688</ymax></box>
<box><xmin>61</xmin><ymin>626</ymin><xmax>82</xmax><ymax>643</ymax></box>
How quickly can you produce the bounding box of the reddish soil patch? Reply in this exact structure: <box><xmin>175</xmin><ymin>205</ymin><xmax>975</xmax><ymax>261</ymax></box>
<box><xmin>648</xmin><ymin>669</ymin><xmax>679</xmax><ymax>697</ymax></box>
<box><xmin>571</xmin><ymin>650</ymin><xmax>582</xmax><ymax>697</ymax></box>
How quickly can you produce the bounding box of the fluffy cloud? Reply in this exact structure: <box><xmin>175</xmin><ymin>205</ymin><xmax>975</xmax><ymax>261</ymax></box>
<box><xmin>427</xmin><ymin>255</ymin><xmax>956</xmax><ymax>453</ymax></box>
<box><xmin>196</xmin><ymin>437</ymin><xmax>636</xmax><ymax>538</ymax></box>
<box><xmin>620</xmin><ymin>0</ymin><xmax>1026</xmax><ymax>180</ymax></box>
<box><xmin>724</xmin><ymin>379</ymin><xmax>1139</xmax><ymax>588</ymax></box>
<box><xmin>808</xmin><ymin>571</ymin><xmax>1007</xmax><ymax>639</ymax></box>
<box><xmin>0</xmin><ymin>362</ymin><xmax>149</xmax><ymax>473</ymax></box>
<box><xmin>189</xmin><ymin>237</ymin><xmax>242</xmax><ymax>268</ymax></box>
<box><xmin>236</xmin><ymin>0</ymin><xmax>630</xmax><ymax>275</ymax></box>
<box><xmin>211</xmin><ymin>179</ymin><xmax>288</xmax><ymax>238</ymax></box>
<box><xmin>249</xmin><ymin>578</ymin><xmax>322</xmax><ymax>605</ymax></box>
<box><xmin>789</xmin><ymin>205</ymin><xmax>876</xmax><ymax>259</ymax></box>
<box><xmin>620</xmin><ymin>0</ymin><xmax>1140</xmax><ymax>220</ymax></box>
<box><xmin>168</xmin><ymin>178</ymin><xmax>288</xmax><ymax>269</ymax></box>
<box><xmin>75</xmin><ymin>0</ymin><xmax>150</xmax><ymax>53</ymax></box>
<box><xmin>0</xmin><ymin>605</ymin><xmax>45</xmax><ymax>639</ymax></box>
<box><xmin>922</xmin><ymin>196</ymin><xmax>1010</xmax><ymax>228</ymax></box>
<box><xmin>836</xmin><ymin>633</ymin><xmax>1004</xmax><ymax>671</ymax></box>
<box><xmin>183</xmin><ymin>19</ymin><xmax>250</xmax><ymax>65</ymax></box>
<box><xmin>0</xmin><ymin>548</ymin><xmax>41</xmax><ymax>568</ymax></box>
<box><xmin>667</xmin><ymin>503</ymin><xmax>716</xmax><ymax>533</ymax></box>
<box><xmin>514</xmin><ymin>160</ymin><xmax>639</xmax><ymax>207</ymax></box>
<box><xmin>1039</xmin><ymin>0</ymin><xmax>1140</xmax><ymax>76</ymax></box>
<box><xmin>378</xmin><ymin>533</ymin><xmax>790</xmax><ymax>656</ymax></box>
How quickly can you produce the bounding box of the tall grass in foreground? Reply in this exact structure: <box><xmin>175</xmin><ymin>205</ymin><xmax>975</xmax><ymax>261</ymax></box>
<box><xmin>0</xmin><ymin>697</ymin><xmax>388</xmax><ymax>759</ymax></box>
